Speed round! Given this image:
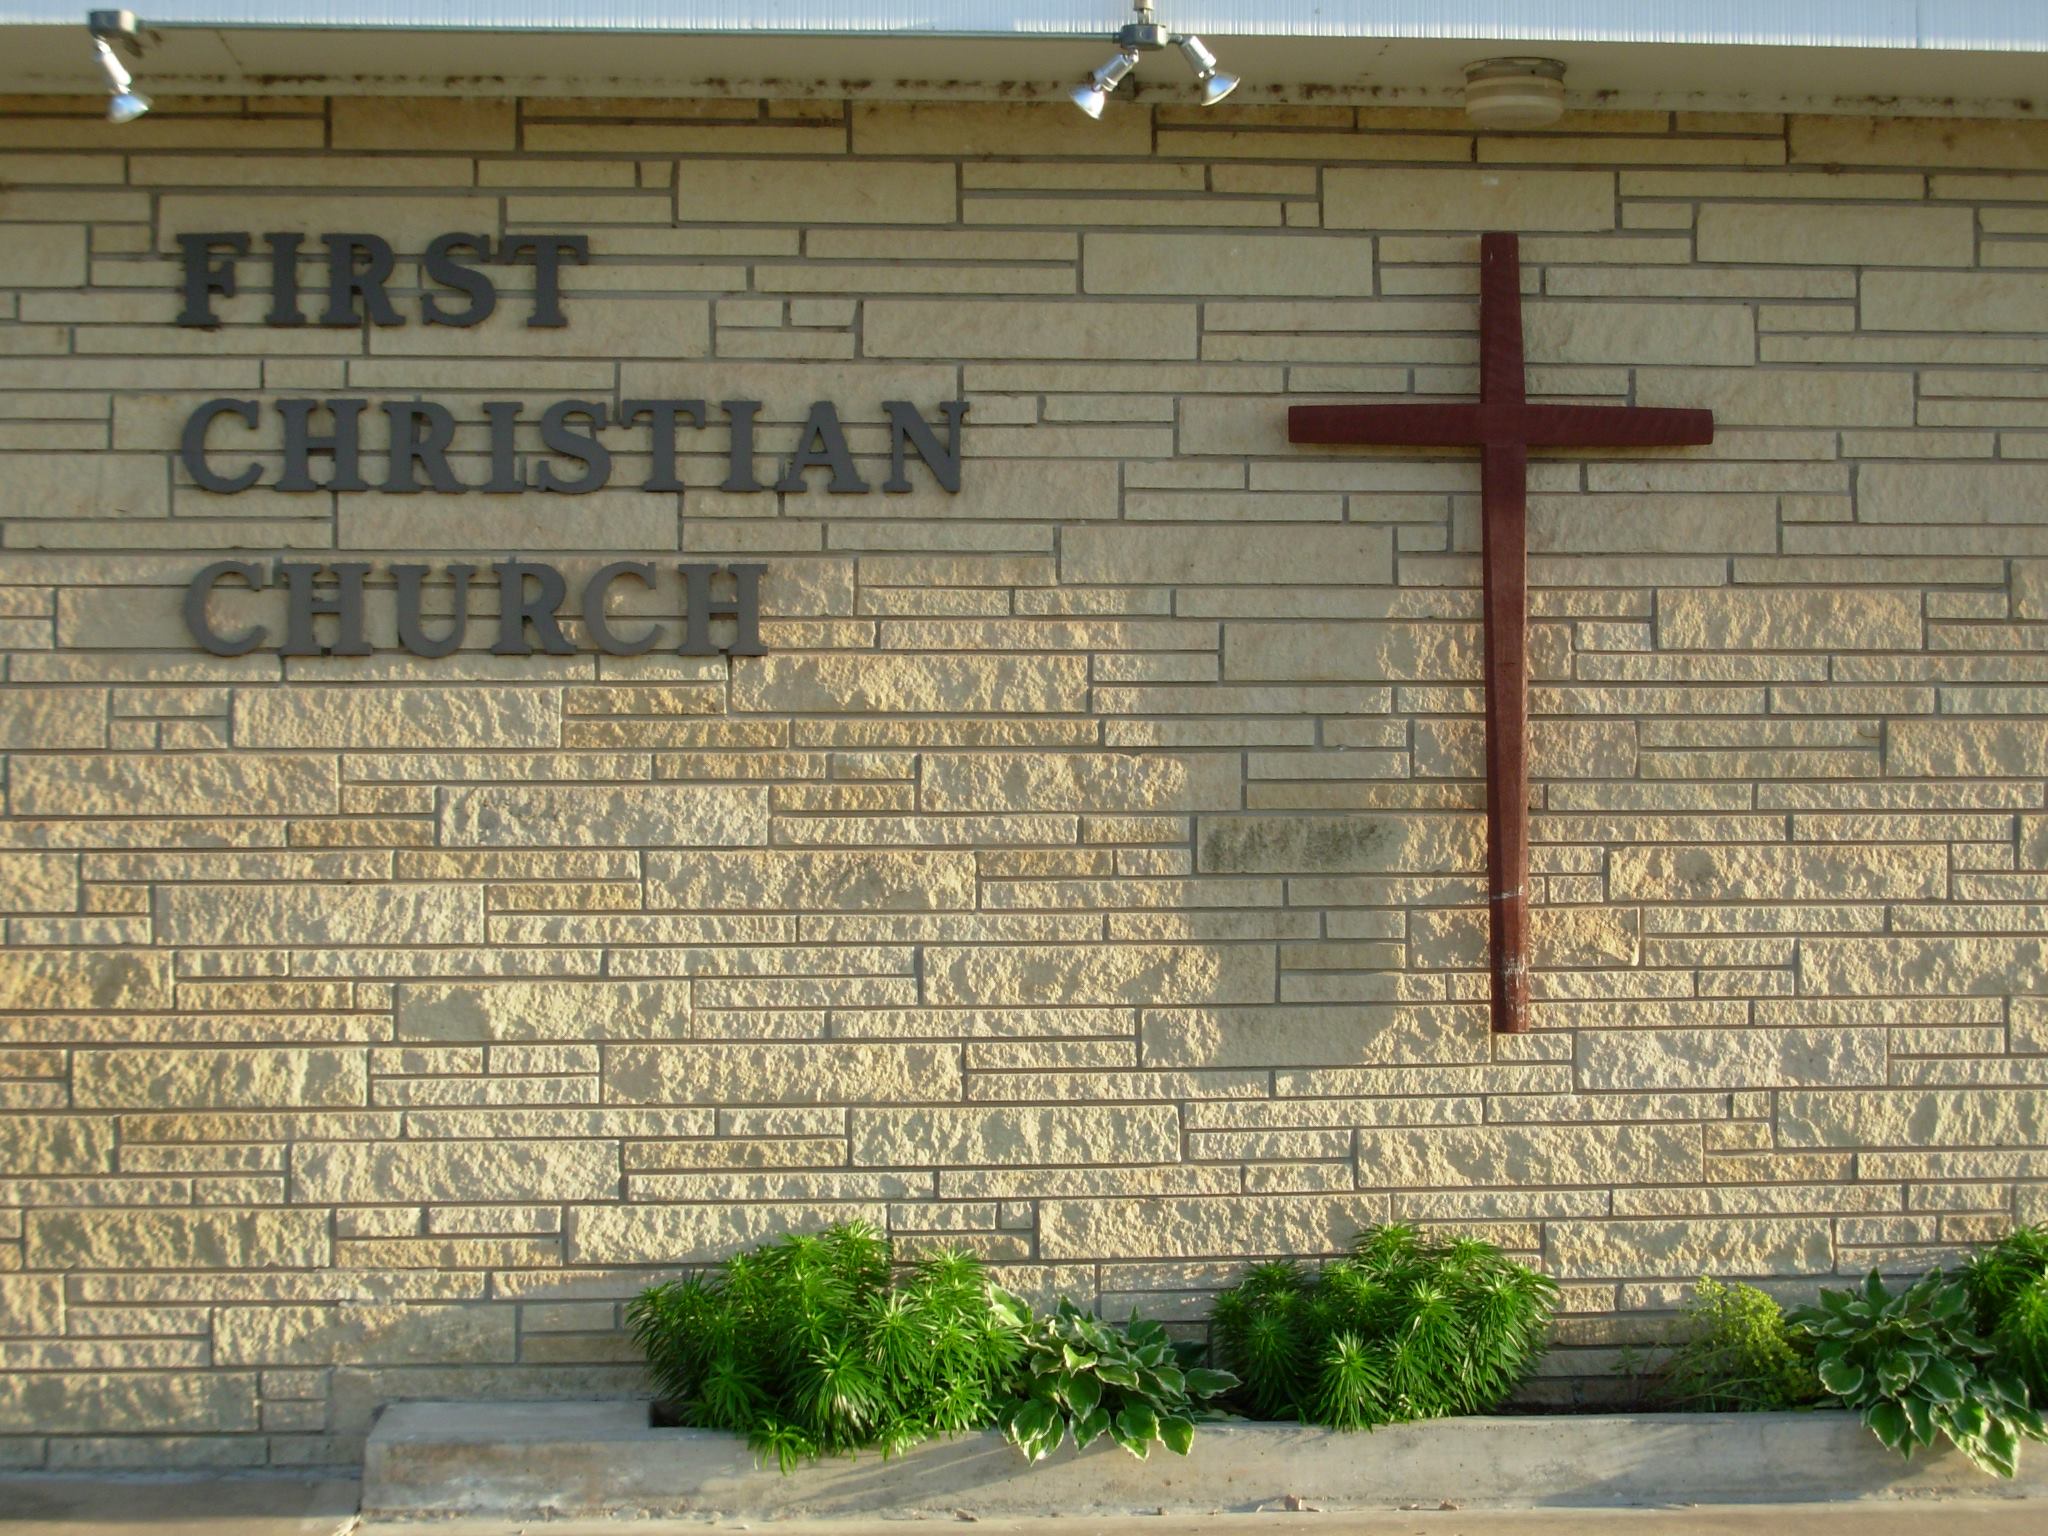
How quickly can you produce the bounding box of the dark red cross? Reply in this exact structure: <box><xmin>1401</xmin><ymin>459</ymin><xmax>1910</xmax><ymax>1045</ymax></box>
<box><xmin>1288</xmin><ymin>232</ymin><xmax>1714</xmax><ymax>1034</ymax></box>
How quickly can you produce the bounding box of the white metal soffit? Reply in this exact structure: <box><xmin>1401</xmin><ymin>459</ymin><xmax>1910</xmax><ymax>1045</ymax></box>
<box><xmin>1</xmin><ymin>2</ymin><xmax>2045</xmax><ymax>110</ymax></box>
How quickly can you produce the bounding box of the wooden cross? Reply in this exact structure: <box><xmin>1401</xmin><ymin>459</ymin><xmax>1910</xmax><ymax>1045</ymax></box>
<box><xmin>1288</xmin><ymin>233</ymin><xmax>1714</xmax><ymax>1034</ymax></box>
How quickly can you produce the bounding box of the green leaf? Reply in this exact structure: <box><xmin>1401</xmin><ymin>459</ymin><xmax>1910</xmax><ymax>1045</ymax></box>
<box><xmin>1073</xmin><ymin>1404</ymin><xmax>1112</xmax><ymax>1451</ymax></box>
<box><xmin>1063</xmin><ymin>1344</ymin><xmax>1097</xmax><ymax>1372</ymax></box>
<box><xmin>1159</xmin><ymin>1414</ymin><xmax>1196</xmax><ymax>1456</ymax></box>
<box><xmin>1065</xmin><ymin>1370</ymin><xmax>1102</xmax><ymax>1418</ymax></box>
<box><xmin>1877</xmin><ymin>1351</ymin><xmax>1916</xmax><ymax>1395</ymax></box>
<box><xmin>1110</xmin><ymin>1422</ymin><xmax>1153</xmax><ymax>1460</ymax></box>
<box><xmin>1915</xmin><ymin>1357</ymin><xmax>1966</xmax><ymax>1407</ymax></box>
<box><xmin>1009</xmin><ymin>1396</ymin><xmax>1059</xmax><ymax>1453</ymax></box>
<box><xmin>1817</xmin><ymin>1356</ymin><xmax>1866</xmax><ymax>1398</ymax></box>
<box><xmin>1866</xmin><ymin>1400</ymin><xmax>1913</xmax><ymax>1458</ymax></box>
<box><xmin>1117</xmin><ymin>1401</ymin><xmax>1161</xmax><ymax>1445</ymax></box>
<box><xmin>1183</xmin><ymin>1367</ymin><xmax>1240</xmax><ymax>1398</ymax></box>
<box><xmin>1096</xmin><ymin>1360</ymin><xmax>1140</xmax><ymax>1389</ymax></box>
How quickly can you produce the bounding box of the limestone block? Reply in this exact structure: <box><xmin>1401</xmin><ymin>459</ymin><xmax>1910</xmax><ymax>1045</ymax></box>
<box><xmin>1524</xmin><ymin>303</ymin><xmax>1754</xmax><ymax>367</ymax></box>
<box><xmin>235</xmin><ymin>687</ymin><xmax>562</xmax><ymax>750</ymax></box>
<box><xmin>1038</xmin><ymin>1193</ymin><xmax>1388</xmax><ymax>1260</ymax></box>
<box><xmin>1409</xmin><ymin>907</ymin><xmax>1639</xmax><ymax>969</ymax></box>
<box><xmin>1609</xmin><ymin>845</ymin><xmax>1943</xmax><ymax>903</ymax></box>
<box><xmin>292</xmin><ymin>1140</ymin><xmax>619</xmax><ymax>1204</ymax></box>
<box><xmin>1325</xmin><ymin>169</ymin><xmax>1614</xmax><ymax>232</ymax></box>
<box><xmin>331</xmin><ymin>98</ymin><xmax>515</xmax><ymax>151</ymax></box>
<box><xmin>0</xmin><ymin>1372</ymin><xmax>258</xmax><ymax>1435</ymax></box>
<box><xmin>0</xmin><ymin>1116</ymin><xmax>115</xmax><ymax>1176</ymax></box>
<box><xmin>0</xmin><ymin>950</ymin><xmax>171</xmax><ymax>1011</ymax></box>
<box><xmin>1790</xmin><ymin>114</ymin><xmax>2048</xmax><ymax>171</ymax></box>
<box><xmin>1413</xmin><ymin>720</ymin><xmax>1638</xmax><ymax>780</ymax></box>
<box><xmin>1861</xmin><ymin>271</ymin><xmax>2048</xmax><ymax>333</ymax></box>
<box><xmin>567</xmin><ymin>1202</ymin><xmax>891</xmax><ymax>1264</ymax></box>
<box><xmin>850</xmin><ymin>1105</ymin><xmax>1182</xmax><ymax>1167</ymax></box>
<box><xmin>646</xmin><ymin>850</ymin><xmax>976</xmax><ymax>911</ymax></box>
<box><xmin>1578</xmin><ymin>1028</ymin><xmax>1887</xmax><ymax>1090</ymax></box>
<box><xmin>0</xmin><ymin>1277</ymin><xmax>63</xmax><ymax>1337</ymax></box>
<box><xmin>1356</xmin><ymin>1124</ymin><xmax>1699</xmax><ymax>1188</ymax></box>
<box><xmin>214</xmin><ymin>1303</ymin><xmax>516</xmax><ymax>1366</ymax></box>
<box><xmin>1657</xmin><ymin>589</ymin><xmax>1921</xmax><ymax>651</ymax></box>
<box><xmin>853</xmin><ymin>102</ymin><xmax>1148</xmax><ymax>157</ymax></box>
<box><xmin>1635</xmin><ymin>368</ymin><xmax>1915</xmax><ymax>427</ymax></box>
<box><xmin>397</xmin><ymin>975</ymin><xmax>686</xmax><ymax>1042</ymax></box>
<box><xmin>1859</xmin><ymin>464</ymin><xmax>2048</xmax><ymax>524</ymax></box>
<box><xmin>72</xmin><ymin>1048</ymin><xmax>366</xmax><ymax>1109</ymax></box>
<box><xmin>0</xmin><ymin>224</ymin><xmax>85</xmax><ymax>286</ymax></box>
<box><xmin>25</xmin><ymin>1210</ymin><xmax>330</xmax><ymax>1270</ymax></box>
<box><xmin>154</xmin><ymin>884</ymin><xmax>479</xmax><ymax>947</ymax></box>
<box><xmin>9</xmin><ymin>753</ymin><xmax>335</xmax><ymax>817</ymax></box>
<box><xmin>0</xmin><ymin>687</ymin><xmax>107</xmax><ymax>748</ymax></box>
<box><xmin>1893</xmin><ymin>720</ymin><xmax>2048</xmax><ymax>777</ymax></box>
<box><xmin>865</xmin><ymin>300</ymin><xmax>1198</xmax><ymax>361</ymax></box>
<box><xmin>2016</xmin><ymin>998</ymin><xmax>2048</xmax><ymax>1055</ymax></box>
<box><xmin>1547</xmin><ymin>1218</ymin><xmax>1833</xmax><ymax>1278</ymax></box>
<box><xmin>1084</xmin><ymin>234</ymin><xmax>1376</xmax><ymax>297</ymax></box>
<box><xmin>731</xmin><ymin>655</ymin><xmax>1087</xmax><ymax>714</ymax></box>
<box><xmin>1198</xmin><ymin>815</ymin><xmax>1483</xmax><ymax>874</ymax></box>
<box><xmin>1779</xmin><ymin>1089</ymin><xmax>2048</xmax><ymax>1149</ymax></box>
<box><xmin>918</xmin><ymin>753</ymin><xmax>1240</xmax><ymax>814</ymax></box>
<box><xmin>604</xmin><ymin>1043</ymin><xmax>960</xmax><ymax>1104</ymax></box>
<box><xmin>1061</xmin><ymin>526</ymin><xmax>1393</xmax><ymax>587</ymax></box>
<box><xmin>159</xmin><ymin>193</ymin><xmax>498</xmax><ymax>252</ymax></box>
<box><xmin>1225</xmin><ymin>621</ymin><xmax>1479</xmax><ymax>683</ymax></box>
<box><xmin>1695</xmin><ymin>204</ymin><xmax>1975</xmax><ymax>267</ymax></box>
<box><xmin>1141</xmin><ymin>1004</ymin><xmax>1489</xmax><ymax>1068</ymax></box>
<box><xmin>0</xmin><ymin>851</ymin><xmax>77</xmax><ymax>912</ymax></box>
<box><xmin>440</xmin><ymin>785</ymin><xmax>768</xmax><ymax>846</ymax></box>
<box><xmin>1802</xmin><ymin>937</ymin><xmax>2048</xmax><ymax>997</ymax></box>
<box><xmin>923</xmin><ymin>944</ymin><xmax>1274</xmax><ymax>1007</ymax></box>
<box><xmin>675</xmin><ymin>160</ymin><xmax>955</xmax><ymax>224</ymax></box>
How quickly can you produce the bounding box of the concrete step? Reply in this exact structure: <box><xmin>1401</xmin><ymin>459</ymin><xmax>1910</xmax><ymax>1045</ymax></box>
<box><xmin>360</xmin><ymin>1400</ymin><xmax>2048</xmax><ymax>1520</ymax></box>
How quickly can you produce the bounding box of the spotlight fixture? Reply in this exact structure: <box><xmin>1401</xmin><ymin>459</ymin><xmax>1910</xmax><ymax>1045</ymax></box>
<box><xmin>87</xmin><ymin>10</ymin><xmax>150</xmax><ymax>124</ymax></box>
<box><xmin>1070</xmin><ymin>1</ymin><xmax>1239</xmax><ymax>118</ymax></box>
<box><xmin>1462</xmin><ymin>57</ymin><xmax>1566</xmax><ymax>130</ymax></box>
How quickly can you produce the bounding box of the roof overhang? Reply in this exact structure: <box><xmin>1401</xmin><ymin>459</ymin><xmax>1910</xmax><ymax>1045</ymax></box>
<box><xmin>2</xmin><ymin>3</ymin><xmax>2045</xmax><ymax>114</ymax></box>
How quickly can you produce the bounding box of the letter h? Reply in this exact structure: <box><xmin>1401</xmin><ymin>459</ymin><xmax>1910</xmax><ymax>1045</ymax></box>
<box><xmin>677</xmin><ymin>564</ymin><xmax>767</xmax><ymax>657</ymax></box>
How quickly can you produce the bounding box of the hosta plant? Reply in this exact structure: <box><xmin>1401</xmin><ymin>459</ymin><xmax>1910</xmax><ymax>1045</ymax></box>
<box><xmin>627</xmin><ymin>1222</ymin><xmax>1028</xmax><ymax>1471</ymax></box>
<box><xmin>1209</xmin><ymin>1224</ymin><xmax>1557</xmax><ymax>1430</ymax></box>
<box><xmin>1659</xmin><ymin>1277</ymin><xmax>1820</xmax><ymax>1412</ymax></box>
<box><xmin>1963</xmin><ymin>1225</ymin><xmax>2048</xmax><ymax>1406</ymax></box>
<box><xmin>1791</xmin><ymin>1269</ymin><xmax>2046</xmax><ymax>1478</ymax></box>
<box><xmin>1001</xmin><ymin>1299</ymin><xmax>1237</xmax><ymax>1462</ymax></box>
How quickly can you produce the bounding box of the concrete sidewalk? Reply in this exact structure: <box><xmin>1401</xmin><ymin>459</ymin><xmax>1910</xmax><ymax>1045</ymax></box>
<box><xmin>1</xmin><ymin>1479</ymin><xmax>2045</xmax><ymax>1536</ymax></box>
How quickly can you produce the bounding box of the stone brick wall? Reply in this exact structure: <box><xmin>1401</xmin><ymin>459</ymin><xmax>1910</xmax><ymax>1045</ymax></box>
<box><xmin>1</xmin><ymin>92</ymin><xmax>2046</xmax><ymax>1468</ymax></box>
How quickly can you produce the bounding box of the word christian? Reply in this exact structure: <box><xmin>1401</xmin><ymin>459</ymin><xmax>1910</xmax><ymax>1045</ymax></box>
<box><xmin>176</xmin><ymin>230</ymin><xmax>972</xmax><ymax>659</ymax></box>
<box><xmin>174</xmin><ymin>230</ymin><xmax>970</xmax><ymax>497</ymax></box>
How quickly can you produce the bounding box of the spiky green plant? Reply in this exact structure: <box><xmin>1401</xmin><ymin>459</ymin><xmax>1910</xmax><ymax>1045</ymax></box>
<box><xmin>1964</xmin><ymin>1224</ymin><xmax>2048</xmax><ymax>1406</ymax></box>
<box><xmin>627</xmin><ymin>1222</ymin><xmax>1029</xmax><ymax>1470</ymax></box>
<box><xmin>1209</xmin><ymin>1224</ymin><xmax>1557</xmax><ymax>1430</ymax></box>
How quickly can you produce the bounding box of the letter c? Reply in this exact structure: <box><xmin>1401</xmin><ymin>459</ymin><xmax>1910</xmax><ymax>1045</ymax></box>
<box><xmin>583</xmin><ymin>561</ymin><xmax>659</xmax><ymax>655</ymax></box>
<box><xmin>183</xmin><ymin>560</ymin><xmax>269</xmax><ymax>656</ymax></box>
<box><xmin>180</xmin><ymin>398</ymin><xmax>263</xmax><ymax>493</ymax></box>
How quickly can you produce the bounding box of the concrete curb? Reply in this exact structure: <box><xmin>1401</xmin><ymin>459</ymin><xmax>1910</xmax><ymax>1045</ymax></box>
<box><xmin>360</xmin><ymin>1400</ymin><xmax>2048</xmax><ymax>1519</ymax></box>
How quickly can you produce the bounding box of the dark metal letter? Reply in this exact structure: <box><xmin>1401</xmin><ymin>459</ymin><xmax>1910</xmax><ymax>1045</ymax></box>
<box><xmin>320</xmin><ymin>233</ymin><xmax>402</xmax><ymax>327</ymax></box>
<box><xmin>491</xmin><ymin>559</ymin><xmax>577</xmax><ymax>656</ymax></box>
<box><xmin>622</xmin><ymin>398</ymin><xmax>704</xmax><ymax>492</ymax></box>
<box><xmin>423</xmin><ymin>233</ymin><xmax>497</xmax><ymax>327</ymax></box>
<box><xmin>501</xmin><ymin>234</ymin><xmax>590</xmax><ymax>328</ymax></box>
<box><xmin>182</xmin><ymin>559</ymin><xmax>268</xmax><ymax>656</ymax></box>
<box><xmin>277</xmin><ymin>398</ymin><xmax>370</xmax><ymax>492</ymax></box>
<box><xmin>719</xmin><ymin>400</ymin><xmax>766</xmax><ymax>493</ymax></box>
<box><xmin>882</xmin><ymin>399</ymin><xmax>968</xmax><ymax>494</ymax></box>
<box><xmin>678</xmin><ymin>563</ymin><xmax>767</xmax><ymax>657</ymax></box>
<box><xmin>176</xmin><ymin>233</ymin><xmax>247</xmax><ymax>328</ymax></box>
<box><xmin>274</xmin><ymin>561</ymin><xmax>373</xmax><ymax>657</ymax></box>
<box><xmin>263</xmin><ymin>232</ymin><xmax>305</xmax><ymax>327</ymax></box>
<box><xmin>381</xmin><ymin>402</ymin><xmax>464</xmax><ymax>494</ymax></box>
<box><xmin>776</xmin><ymin>401</ymin><xmax>869</xmax><ymax>494</ymax></box>
<box><xmin>482</xmin><ymin>401</ymin><xmax>526</xmax><ymax>493</ymax></box>
<box><xmin>583</xmin><ymin>561</ymin><xmax>660</xmax><ymax>655</ymax></box>
<box><xmin>536</xmin><ymin>401</ymin><xmax>611</xmax><ymax>494</ymax></box>
<box><xmin>180</xmin><ymin>398</ymin><xmax>263</xmax><ymax>494</ymax></box>
<box><xmin>393</xmin><ymin>563</ymin><xmax>475</xmax><ymax>658</ymax></box>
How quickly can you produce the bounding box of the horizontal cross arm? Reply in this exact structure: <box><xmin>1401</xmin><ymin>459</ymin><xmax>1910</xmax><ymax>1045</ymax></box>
<box><xmin>1289</xmin><ymin>402</ymin><xmax>1715</xmax><ymax>450</ymax></box>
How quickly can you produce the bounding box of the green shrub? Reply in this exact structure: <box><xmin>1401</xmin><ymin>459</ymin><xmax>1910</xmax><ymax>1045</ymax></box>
<box><xmin>1659</xmin><ymin>1277</ymin><xmax>1819</xmax><ymax>1412</ymax></box>
<box><xmin>1791</xmin><ymin>1269</ymin><xmax>2046</xmax><ymax>1478</ymax></box>
<box><xmin>626</xmin><ymin>1222</ymin><xmax>1028</xmax><ymax>1470</ymax></box>
<box><xmin>1001</xmin><ymin>1299</ymin><xmax>1237</xmax><ymax>1462</ymax></box>
<box><xmin>1209</xmin><ymin>1224</ymin><xmax>1557</xmax><ymax>1430</ymax></box>
<box><xmin>1964</xmin><ymin>1225</ymin><xmax>2048</xmax><ymax>1405</ymax></box>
